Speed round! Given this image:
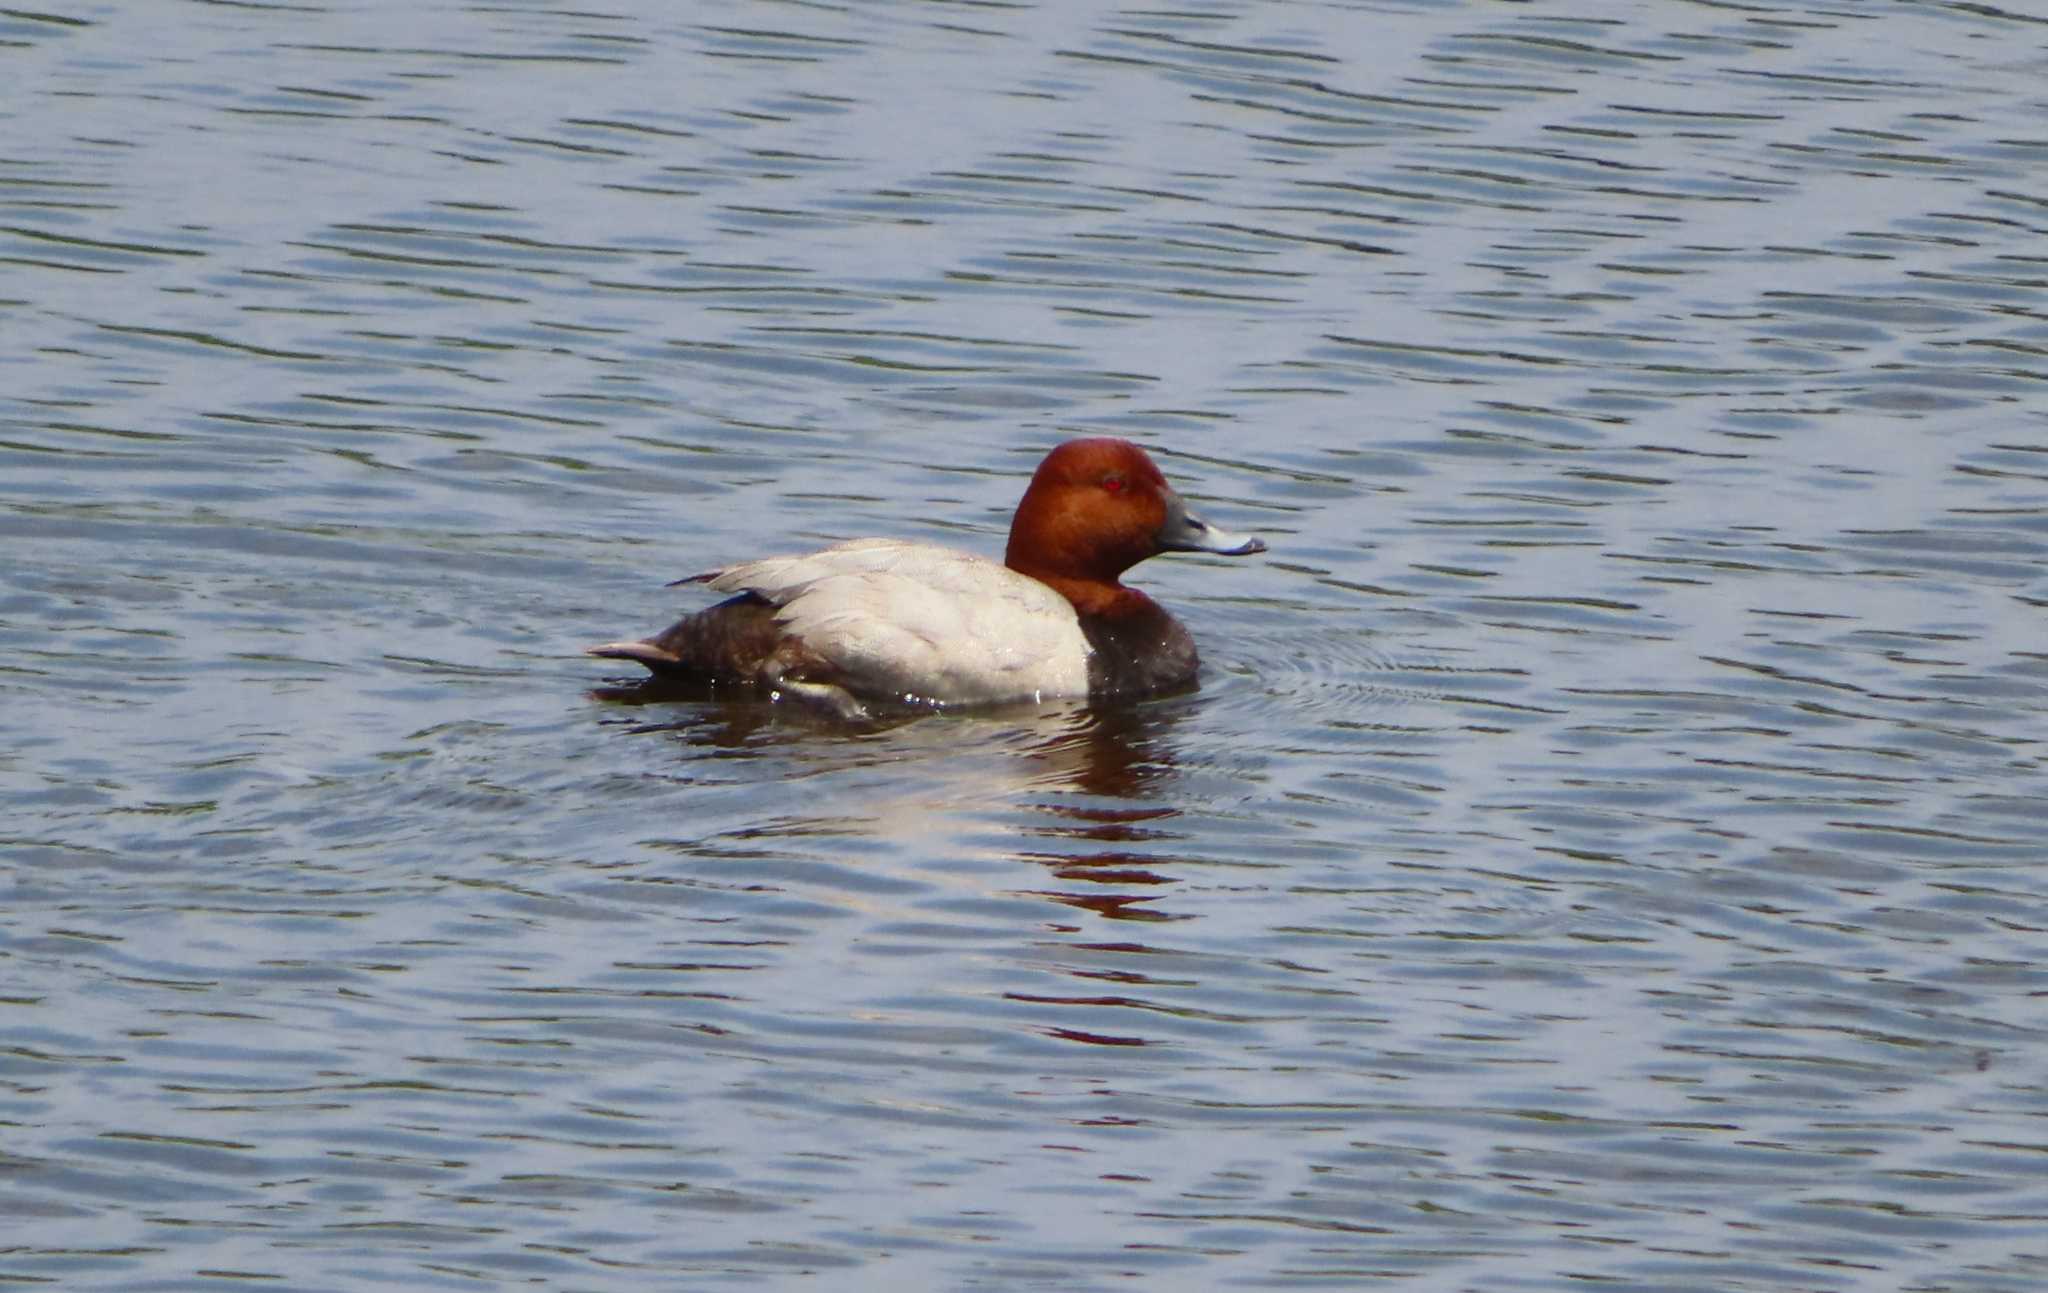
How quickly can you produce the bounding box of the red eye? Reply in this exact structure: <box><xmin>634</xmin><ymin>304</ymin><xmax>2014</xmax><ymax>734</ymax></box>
<box><xmin>1102</xmin><ymin>474</ymin><xmax>1126</xmax><ymax>495</ymax></box>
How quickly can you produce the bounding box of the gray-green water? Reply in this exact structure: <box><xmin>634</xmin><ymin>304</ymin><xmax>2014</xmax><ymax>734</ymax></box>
<box><xmin>5</xmin><ymin>2</ymin><xmax>2047</xmax><ymax>1289</ymax></box>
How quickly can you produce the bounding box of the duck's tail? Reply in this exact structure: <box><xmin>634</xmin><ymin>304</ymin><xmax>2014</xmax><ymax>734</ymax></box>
<box><xmin>585</xmin><ymin>639</ymin><xmax>685</xmax><ymax>672</ymax></box>
<box><xmin>586</xmin><ymin>593</ymin><xmax>789</xmax><ymax>679</ymax></box>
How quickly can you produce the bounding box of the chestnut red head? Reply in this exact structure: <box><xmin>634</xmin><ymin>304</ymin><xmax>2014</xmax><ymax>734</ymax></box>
<box><xmin>1004</xmin><ymin>438</ymin><xmax>1264</xmax><ymax>596</ymax></box>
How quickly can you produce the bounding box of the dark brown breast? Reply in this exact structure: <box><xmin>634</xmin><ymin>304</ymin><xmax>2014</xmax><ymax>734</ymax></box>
<box><xmin>1077</xmin><ymin>597</ymin><xmax>1200</xmax><ymax>699</ymax></box>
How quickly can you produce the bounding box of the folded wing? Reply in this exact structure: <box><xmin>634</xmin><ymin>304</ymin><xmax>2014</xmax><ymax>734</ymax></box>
<box><xmin>697</xmin><ymin>539</ymin><xmax>1091</xmax><ymax>705</ymax></box>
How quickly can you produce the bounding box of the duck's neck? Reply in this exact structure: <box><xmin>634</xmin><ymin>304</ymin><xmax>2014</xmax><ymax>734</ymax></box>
<box><xmin>1014</xmin><ymin>568</ymin><xmax>1147</xmax><ymax>618</ymax></box>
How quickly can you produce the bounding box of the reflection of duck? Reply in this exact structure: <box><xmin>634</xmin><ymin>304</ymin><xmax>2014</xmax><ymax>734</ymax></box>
<box><xmin>588</xmin><ymin>438</ymin><xmax>1264</xmax><ymax>718</ymax></box>
<box><xmin>1017</xmin><ymin>697</ymin><xmax>1185</xmax><ymax>799</ymax></box>
<box><xmin>594</xmin><ymin>685</ymin><xmax>1189</xmax><ymax>800</ymax></box>
<box><xmin>1015</xmin><ymin>701</ymin><xmax>1197</xmax><ymax>924</ymax></box>
<box><xmin>599</xmin><ymin>681</ymin><xmax>1206</xmax><ymax>928</ymax></box>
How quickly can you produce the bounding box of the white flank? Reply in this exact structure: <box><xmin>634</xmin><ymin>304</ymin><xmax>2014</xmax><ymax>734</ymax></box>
<box><xmin>700</xmin><ymin>538</ymin><xmax>1092</xmax><ymax>705</ymax></box>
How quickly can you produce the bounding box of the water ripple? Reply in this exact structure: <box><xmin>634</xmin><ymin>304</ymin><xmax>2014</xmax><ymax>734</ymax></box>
<box><xmin>5</xmin><ymin>1</ymin><xmax>2048</xmax><ymax>1289</ymax></box>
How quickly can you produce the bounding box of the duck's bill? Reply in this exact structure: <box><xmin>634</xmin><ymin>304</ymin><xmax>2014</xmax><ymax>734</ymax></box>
<box><xmin>1158</xmin><ymin>492</ymin><xmax>1268</xmax><ymax>556</ymax></box>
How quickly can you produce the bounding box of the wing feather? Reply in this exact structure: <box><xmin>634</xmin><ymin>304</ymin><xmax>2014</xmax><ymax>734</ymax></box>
<box><xmin>697</xmin><ymin>539</ymin><xmax>1090</xmax><ymax>704</ymax></box>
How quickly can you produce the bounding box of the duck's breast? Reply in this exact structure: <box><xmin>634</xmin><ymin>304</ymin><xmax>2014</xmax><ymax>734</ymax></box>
<box><xmin>701</xmin><ymin>539</ymin><xmax>1091</xmax><ymax>705</ymax></box>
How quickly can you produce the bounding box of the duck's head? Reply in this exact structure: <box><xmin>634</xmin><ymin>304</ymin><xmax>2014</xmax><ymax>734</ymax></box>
<box><xmin>1004</xmin><ymin>438</ymin><xmax>1265</xmax><ymax>595</ymax></box>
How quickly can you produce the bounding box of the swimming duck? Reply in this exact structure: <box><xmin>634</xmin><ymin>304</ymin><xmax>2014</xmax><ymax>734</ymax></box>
<box><xmin>588</xmin><ymin>437</ymin><xmax>1265</xmax><ymax>717</ymax></box>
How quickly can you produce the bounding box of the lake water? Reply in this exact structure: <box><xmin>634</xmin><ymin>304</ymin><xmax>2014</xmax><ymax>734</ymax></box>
<box><xmin>5</xmin><ymin>1</ymin><xmax>2048</xmax><ymax>1288</ymax></box>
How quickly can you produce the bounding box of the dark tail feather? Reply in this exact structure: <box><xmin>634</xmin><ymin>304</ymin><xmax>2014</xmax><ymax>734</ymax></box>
<box><xmin>586</xmin><ymin>594</ymin><xmax>787</xmax><ymax>680</ymax></box>
<box><xmin>586</xmin><ymin>639</ymin><xmax>686</xmax><ymax>674</ymax></box>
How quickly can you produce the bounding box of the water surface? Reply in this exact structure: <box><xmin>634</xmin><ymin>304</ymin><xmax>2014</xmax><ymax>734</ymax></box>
<box><xmin>5</xmin><ymin>2</ymin><xmax>2047</xmax><ymax>1289</ymax></box>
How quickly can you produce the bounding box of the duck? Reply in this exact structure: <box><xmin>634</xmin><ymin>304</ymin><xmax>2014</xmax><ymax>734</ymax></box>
<box><xmin>587</xmin><ymin>437</ymin><xmax>1266</xmax><ymax>718</ymax></box>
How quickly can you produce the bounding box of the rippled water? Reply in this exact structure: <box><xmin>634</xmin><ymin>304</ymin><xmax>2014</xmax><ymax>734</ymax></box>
<box><xmin>6</xmin><ymin>1</ymin><xmax>2048</xmax><ymax>1288</ymax></box>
